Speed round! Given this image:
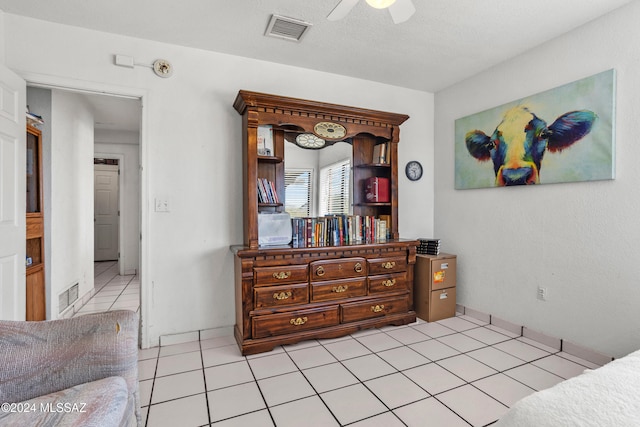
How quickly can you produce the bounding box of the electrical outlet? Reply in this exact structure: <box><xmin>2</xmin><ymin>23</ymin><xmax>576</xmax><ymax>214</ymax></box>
<box><xmin>537</xmin><ymin>287</ymin><xmax>548</xmax><ymax>301</ymax></box>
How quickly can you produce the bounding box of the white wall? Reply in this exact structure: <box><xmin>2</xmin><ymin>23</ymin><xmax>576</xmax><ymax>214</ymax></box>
<box><xmin>49</xmin><ymin>90</ymin><xmax>95</xmax><ymax>316</ymax></box>
<box><xmin>2</xmin><ymin>14</ymin><xmax>434</xmax><ymax>346</ymax></box>
<box><xmin>95</xmin><ymin>129</ymin><xmax>141</xmax><ymax>275</ymax></box>
<box><xmin>435</xmin><ymin>2</ymin><xmax>640</xmax><ymax>358</ymax></box>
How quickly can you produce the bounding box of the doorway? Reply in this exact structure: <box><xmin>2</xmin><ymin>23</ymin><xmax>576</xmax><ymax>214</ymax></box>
<box><xmin>26</xmin><ymin>86</ymin><xmax>143</xmax><ymax>326</ymax></box>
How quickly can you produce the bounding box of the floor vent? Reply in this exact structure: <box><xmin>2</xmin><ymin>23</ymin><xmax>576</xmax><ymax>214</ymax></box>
<box><xmin>58</xmin><ymin>283</ymin><xmax>80</xmax><ymax>314</ymax></box>
<box><xmin>58</xmin><ymin>291</ymin><xmax>69</xmax><ymax>314</ymax></box>
<box><xmin>69</xmin><ymin>283</ymin><xmax>79</xmax><ymax>304</ymax></box>
<box><xmin>265</xmin><ymin>14</ymin><xmax>312</xmax><ymax>42</ymax></box>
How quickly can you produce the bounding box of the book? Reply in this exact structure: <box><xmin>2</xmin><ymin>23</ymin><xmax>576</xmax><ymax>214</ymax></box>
<box><xmin>379</xmin><ymin>142</ymin><xmax>387</xmax><ymax>164</ymax></box>
<box><xmin>373</xmin><ymin>144</ymin><xmax>383</xmax><ymax>164</ymax></box>
<box><xmin>257</xmin><ymin>178</ymin><xmax>279</xmax><ymax>204</ymax></box>
<box><xmin>364</xmin><ymin>177</ymin><xmax>390</xmax><ymax>203</ymax></box>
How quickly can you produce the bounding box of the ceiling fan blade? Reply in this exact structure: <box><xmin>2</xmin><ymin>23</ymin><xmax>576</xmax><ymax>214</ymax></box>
<box><xmin>388</xmin><ymin>0</ymin><xmax>415</xmax><ymax>24</ymax></box>
<box><xmin>327</xmin><ymin>0</ymin><xmax>360</xmax><ymax>21</ymax></box>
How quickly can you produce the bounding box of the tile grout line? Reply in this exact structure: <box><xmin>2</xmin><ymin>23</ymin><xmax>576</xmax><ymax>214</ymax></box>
<box><xmin>197</xmin><ymin>333</ymin><xmax>212</xmax><ymax>427</ymax></box>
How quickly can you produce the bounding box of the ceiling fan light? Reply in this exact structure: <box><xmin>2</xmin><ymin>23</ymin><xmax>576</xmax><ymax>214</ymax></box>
<box><xmin>365</xmin><ymin>0</ymin><xmax>397</xmax><ymax>9</ymax></box>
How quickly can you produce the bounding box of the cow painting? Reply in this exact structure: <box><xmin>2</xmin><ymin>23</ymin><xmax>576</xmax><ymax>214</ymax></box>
<box><xmin>465</xmin><ymin>106</ymin><xmax>597</xmax><ymax>186</ymax></box>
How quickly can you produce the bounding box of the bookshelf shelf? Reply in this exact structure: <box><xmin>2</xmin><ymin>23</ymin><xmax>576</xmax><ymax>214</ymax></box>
<box><xmin>257</xmin><ymin>155</ymin><xmax>283</xmax><ymax>163</ymax></box>
<box><xmin>355</xmin><ymin>163</ymin><xmax>391</xmax><ymax>168</ymax></box>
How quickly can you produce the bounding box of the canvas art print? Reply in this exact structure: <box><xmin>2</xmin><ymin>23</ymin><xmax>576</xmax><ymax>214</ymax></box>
<box><xmin>455</xmin><ymin>69</ymin><xmax>615</xmax><ymax>189</ymax></box>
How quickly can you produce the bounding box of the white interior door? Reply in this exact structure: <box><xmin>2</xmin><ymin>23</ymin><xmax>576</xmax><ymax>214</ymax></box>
<box><xmin>94</xmin><ymin>164</ymin><xmax>119</xmax><ymax>261</ymax></box>
<box><xmin>0</xmin><ymin>65</ymin><xmax>27</xmax><ymax>320</ymax></box>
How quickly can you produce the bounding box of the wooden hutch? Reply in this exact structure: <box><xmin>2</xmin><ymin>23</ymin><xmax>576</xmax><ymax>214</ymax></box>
<box><xmin>26</xmin><ymin>124</ymin><xmax>46</xmax><ymax>320</ymax></box>
<box><xmin>232</xmin><ymin>90</ymin><xmax>417</xmax><ymax>355</ymax></box>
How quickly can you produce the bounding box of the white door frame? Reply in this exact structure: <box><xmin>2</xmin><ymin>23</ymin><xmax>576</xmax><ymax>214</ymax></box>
<box><xmin>20</xmin><ymin>71</ymin><xmax>151</xmax><ymax>348</ymax></box>
<box><xmin>0</xmin><ymin>66</ymin><xmax>26</xmax><ymax>320</ymax></box>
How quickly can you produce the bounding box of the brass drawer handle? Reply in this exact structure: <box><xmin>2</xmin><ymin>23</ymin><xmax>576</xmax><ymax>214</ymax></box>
<box><xmin>273</xmin><ymin>271</ymin><xmax>291</xmax><ymax>280</ymax></box>
<box><xmin>332</xmin><ymin>285</ymin><xmax>348</xmax><ymax>293</ymax></box>
<box><xmin>290</xmin><ymin>317</ymin><xmax>308</xmax><ymax>326</ymax></box>
<box><xmin>354</xmin><ymin>262</ymin><xmax>363</xmax><ymax>273</ymax></box>
<box><xmin>273</xmin><ymin>291</ymin><xmax>292</xmax><ymax>300</ymax></box>
<box><xmin>371</xmin><ymin>305</ymin><xmax>385</xmax><ymax>313</ymax></box>
<box><xmin>382</xmin><ymin>279</ymin><xmax>396</xmax><ymax>287</ymax></box>
<box><xmin>316</xmin><ymin>266</ymin><xmax>325</xmax><ymax>277</ymax></box>
<box><xmin>382</xmin><ymin>261</ymin><xmax>396</xmax><ymax>269</ymax></box>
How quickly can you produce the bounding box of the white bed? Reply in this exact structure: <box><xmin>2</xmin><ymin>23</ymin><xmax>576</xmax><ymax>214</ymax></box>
<box><xmin>495</xmin><ymin>349</ymin><xmax>640</xmax><ymax>427</ymax></box>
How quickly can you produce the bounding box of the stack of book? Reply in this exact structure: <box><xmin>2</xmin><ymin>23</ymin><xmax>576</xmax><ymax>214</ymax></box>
<box><xmin>292</xmin><ymin>215</ymin><xmax>388</xmax><ymax>248</ymax></box>
<box><xmin>257</xmin><ymin>178</ymin><xmax>279</xmax><ymax>204</ymax></box>
<box><xmin>417</xmin><ymin>238</ymin><xmax>441</xmax><ymax>255</ymax></box>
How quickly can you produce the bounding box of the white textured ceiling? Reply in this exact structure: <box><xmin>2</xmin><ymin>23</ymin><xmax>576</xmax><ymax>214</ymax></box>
<box><xmin>4</xmin><ymin>0</ymin><xmax>633</xmax><ymax>132</ymax></box>
<box><xmin>0</xmin><ymin>0</ymin><xmax>632</xmax><ymax>92</ymax></box>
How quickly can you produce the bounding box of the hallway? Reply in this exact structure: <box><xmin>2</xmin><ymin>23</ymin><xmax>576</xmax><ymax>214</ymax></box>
<box><xmin>73</xmin><ymin>261</ymin><xmax>140</xmax><ymax>316</ymax></box>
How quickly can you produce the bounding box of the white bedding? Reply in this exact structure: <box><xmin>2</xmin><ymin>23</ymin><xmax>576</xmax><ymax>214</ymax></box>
<box><xmin>495</xmin><ymin>349</ymin><xmax>640</xmax><ymax>427</ymax></box>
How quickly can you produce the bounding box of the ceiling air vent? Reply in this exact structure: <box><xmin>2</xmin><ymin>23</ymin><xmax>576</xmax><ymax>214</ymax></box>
<box><xmin>265</xmin><ymin>14</ymin><xmax>312</xmax><ymax>42</ymax></box>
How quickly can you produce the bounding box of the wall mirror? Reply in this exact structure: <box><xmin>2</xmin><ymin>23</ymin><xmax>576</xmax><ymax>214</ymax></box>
<box><xmin>283</xmin><ymin>138</ymin><xmax>352</xmax><ymax>218</ymax></box>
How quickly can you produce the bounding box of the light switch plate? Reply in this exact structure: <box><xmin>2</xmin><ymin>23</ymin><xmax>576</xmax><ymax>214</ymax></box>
<box><xmin>155</xmin><ymin>198</ymin><xmax>170</xmax><ymax>212</ymax></box>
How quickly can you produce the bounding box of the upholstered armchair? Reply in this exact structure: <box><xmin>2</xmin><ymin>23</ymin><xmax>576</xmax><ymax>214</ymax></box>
<box><xmin>0</xmin><ymin>310</ymin><xmax>141</xmax><ymax>426</ymax></box>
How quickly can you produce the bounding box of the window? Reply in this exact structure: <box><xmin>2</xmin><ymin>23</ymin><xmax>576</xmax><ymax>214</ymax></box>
<box><xmin>319</xmin><ymin>158</ymin><xmax>351</xmax><ymax>216</ymax></box>
<box><xmin>284</xmin><ymin>169</ymin><xmax>312</xmax><ymax>218</ymax></box>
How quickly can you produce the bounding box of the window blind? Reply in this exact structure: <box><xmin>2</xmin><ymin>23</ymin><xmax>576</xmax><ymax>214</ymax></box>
<box><xmin>284</xmin><ymin>168</ymin><xmax>312</xmax><ymax>218</ymax></box>
<box><xmin>319</xmin><ymin>158</ymin><xmax>351</xmax><ymax>216</ymax></box>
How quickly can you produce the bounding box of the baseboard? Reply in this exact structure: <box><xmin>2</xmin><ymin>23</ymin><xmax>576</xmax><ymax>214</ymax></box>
<box><xmin>159</xmin><ymin>325</ymin><xmax>235</xmax><ymax>347</ymax></box>
<box><xmin>457</xmin><ymin>304</ymin><xmax>613</xmax><ymax>366</ymax></box>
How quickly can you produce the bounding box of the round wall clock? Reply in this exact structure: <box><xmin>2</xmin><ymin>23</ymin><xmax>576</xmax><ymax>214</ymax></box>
<box><xmin>296</xmin><ymin>133</ymin><xmax>326</xmax><ymax>149</ymax></box>
<box><xmin>314</xmin><ymin>122</ymin><xmax>347</xmax><ymax>139</ymax></box>
<box><xmin>405</xmin><ymin>161</ymin><xmax>423</xmax><ymax>181</ymax></box>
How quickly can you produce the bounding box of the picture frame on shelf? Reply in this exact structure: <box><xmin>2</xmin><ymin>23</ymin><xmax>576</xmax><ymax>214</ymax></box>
<box><xmin>257</xmin><ymin>125</ymin><xmax>274</xmax><ymax>156</ymax></box>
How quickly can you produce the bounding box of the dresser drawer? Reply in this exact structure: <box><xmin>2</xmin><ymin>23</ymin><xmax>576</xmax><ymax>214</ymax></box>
<box><xmin>341</xmin><ymin>296</ymin><xmax>409</xmax><ymax>323</ymax></box>
<box><xmin>254</xmin><ymin>265</ymin><xmax>309</xmax><ymax>286</ymax></box>
<box><xmin>310</xmin><ymin>257</ymin><xmax>367</xmax><ymax>282</ymax></box>
<box><xmin>254</xmin><ymin>283</ymin><xmax>309</xmax><ymax>309</ymax></box>
<box><xmin>368</xmin><ymin>272</ymin><xmax>407</xmax><ymax>294</ymax></box>
<box><xmin>367</xmin><ymin>257</ymin><xmax>407</xmax><ymax>275</ymax></box>
<box><xmin>311</xmin><ymin>278</ymin><xmax>367</xmax><ymax>302</ymax></box>
<box><xmin>252</xmin><ymin>306</ymin><xmax>340</xmax><ymax>339</ymax></box>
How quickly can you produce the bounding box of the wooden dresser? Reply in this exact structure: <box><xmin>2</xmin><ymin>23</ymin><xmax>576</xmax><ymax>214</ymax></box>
<box><xmin>232</xmin><ymin>91</ymin><xmax>416</xmax><ymax>355</ymax></box>
<box><xmin>233</xmin><ymin>241</ymin><xmax>416</xmax><ymax>355</ymax></box>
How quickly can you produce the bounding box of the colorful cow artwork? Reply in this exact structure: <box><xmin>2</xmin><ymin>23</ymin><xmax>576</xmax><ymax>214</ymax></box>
<box><xmin>464</xmin><ymin>106</ymin><xmax>597</xmax><ymax>186</ymax></box>
<box><xmin>454</xmin><ymin>70</ymin><xmax>615</xmax><ymax>189</ymax></box>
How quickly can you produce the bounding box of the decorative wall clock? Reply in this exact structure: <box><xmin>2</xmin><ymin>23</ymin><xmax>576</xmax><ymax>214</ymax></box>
<box><xmin>296</xmin><ymin>133</ymin><xmax>326</xmax><ymax>149</ymax></box>
<box><xmin>405</xmin><ymin>160</ymin><xmax>423</xmax><ymax>181</ymax></box>
<box><xmin>313</xmin><ymin>122</ymin><xmax>347</xmax><ymax>139</ymax></box>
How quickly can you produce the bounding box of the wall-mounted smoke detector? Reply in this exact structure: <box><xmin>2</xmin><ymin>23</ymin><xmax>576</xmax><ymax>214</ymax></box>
<box><xmin>265</xmin><ymin>14</ymin><xmax>312</xmax><ymax>42</ymax></box>
<box><xmin>153</xmin><ymin>59</ymin><xmax>173</xmax><ymax>78</ymax></box>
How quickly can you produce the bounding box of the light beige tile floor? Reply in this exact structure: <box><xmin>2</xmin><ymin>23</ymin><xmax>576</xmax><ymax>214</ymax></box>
<box><xmin>81</xmin><ymin>263</ymin><xmax>604</xmax><ymax>426</ymax></box>
<box><xmin>73</xmin><ymin>261</ymin><xmax>139</xmax><ymax>316</ymax></box>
